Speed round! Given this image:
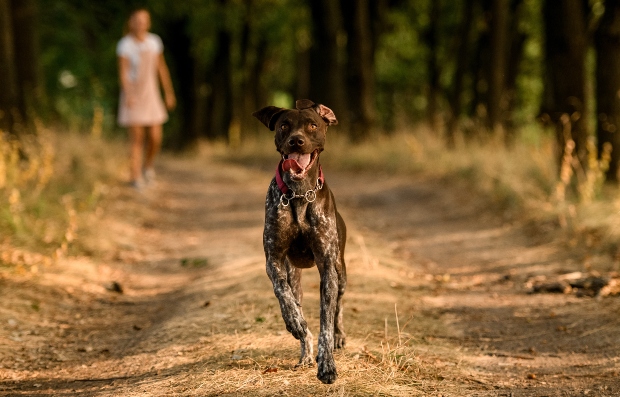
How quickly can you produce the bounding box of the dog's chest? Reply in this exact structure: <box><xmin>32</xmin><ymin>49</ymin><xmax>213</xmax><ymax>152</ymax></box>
<box><xmin>283</xmin><ymin>201</ymin><xmax>322</xmax><ymax>233</ymax></box>
<box><xmin>264</xmin><ymin>182</ymin><xmax>336</xmax><ymax>248</ymax></box>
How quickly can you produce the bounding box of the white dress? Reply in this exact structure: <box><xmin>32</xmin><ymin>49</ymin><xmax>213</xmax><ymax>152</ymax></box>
<box><xmin>116</xmin><ymin>33</ymin><xmax>168</xmax><ymax>127</ymax></box>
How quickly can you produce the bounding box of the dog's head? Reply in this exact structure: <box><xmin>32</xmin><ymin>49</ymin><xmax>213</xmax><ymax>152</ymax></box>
<box><xmin>253</xmin><ymin>99</ymin><xmax>337</xmax><ymax>181</ymax></box>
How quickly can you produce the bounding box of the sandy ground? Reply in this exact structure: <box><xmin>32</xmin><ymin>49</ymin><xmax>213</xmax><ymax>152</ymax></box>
<box><xmin>1</xmin><ymin>150</ymin><xmax>620</xmax><ymax>396</ymax></box>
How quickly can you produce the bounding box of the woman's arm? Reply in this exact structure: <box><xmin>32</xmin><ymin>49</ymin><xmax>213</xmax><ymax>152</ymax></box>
<box><xmin>118</xmin><ymin>56</ymin><xmax>135</xmax><ymax>107</ymax></box>
<box><xmin>158</xmin><ymin>53</ymin><xmax>176</xmax><ymax>110</ymax></box>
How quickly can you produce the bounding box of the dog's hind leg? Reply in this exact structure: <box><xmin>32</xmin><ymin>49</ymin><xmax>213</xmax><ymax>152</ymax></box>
<box><xmin>266</xmin><ymin>256</ymin><xmax>314</xmax><ymax>367</ymax></box>
<box><xmin>315</xmin><ymin>260</ymin><xmax>339</xmax><ymax>384</ymax></box>
<box><xmin>286</xmin><ymin>260</ymin><xmax>314</xmax><ymax>367</ymax></box>
<box><xmin>333</xmin><ymin>212</ymin><xmax>347</xmax><ymax>349</ymax></box>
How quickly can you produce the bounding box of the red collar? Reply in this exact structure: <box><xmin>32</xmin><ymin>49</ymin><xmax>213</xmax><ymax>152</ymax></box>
<box><xmin>275</xmin><ymin>160</ymin><xmax>324</xmax><ymax>194</ymax></box>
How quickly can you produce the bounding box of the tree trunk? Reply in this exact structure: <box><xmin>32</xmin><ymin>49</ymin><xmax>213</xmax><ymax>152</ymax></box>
<box><xmin>308</xmin><ymin>0</ymin><xmax>348</xmax><ymax>131</ymax></box>
<box><xmin>542</xmin><ymin>0</ymin><xmax>589</xmax><ymax>167</ymax></box>
<box><xmin>237</xmin><ymin>3</ymin><xmax>266</xmax><ymax>140</ymax></box>
<box><xmin>447</xmin><ymin>0</ymin><xmax>475</xmax><ymax>145</ymax></box>
<box><xmin>503</xmin><ymin>0</ymin><xmax>526</xmax><ymax>144</ymax></box>
<box><xmin>487</xmin><ymin>0</ymin><xmax>509</xmax><ymax>134</ymax></box>
<box><xmin>244</xmin><ymin>38</ymin><xmax>267</xmax><ymax>136</ymax></box>
<box><xmin>595</xmin><ymin>0</ymin><xmax>620</xmax><ymax>181</ymax></box>
<box><xmin>206</xmin><ymin>27</ymin><xmax>233</xmax><ymax>140</ymax></box>
<box><xmin>423</xmin><ymin>0</ymin><xmax>441</xmax><ymax>132</ymax></box>
<box><xmin>10</xmin><ymin>0</ymin><xmax>41</xmax><ymax>117</ymax></box>
<box><xmin>162</xmin><ymin>16</ymin><xmax>200</xmax><ymax>150</ymax></box>
<box><xmin>469</xmin><ymin>0</ymin><xmax>491</xmax><ymax>127</ymax></box>
<box><xmin>341</xmin><ymin>0</ymin><xmax>376</xmax><ymax>140</ymax></box>
<box><xmin>0</xmin><ymin>0</ymin><xmax>19</xmax><ymax>133</ymax></box>
<box><xmin>295</xmin><ymin>44</ymin><xmax>311</xmax><ymax>100</ymax></box>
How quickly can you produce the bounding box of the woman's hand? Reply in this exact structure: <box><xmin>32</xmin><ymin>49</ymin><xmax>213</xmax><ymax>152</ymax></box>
<box><xmin>165</xmin><ymin>93</ymin><xmax>176</xmax><ymax>110</ymax></box>
<box><xmin>158</xmin><ymin>53</ymin><xmax>176</xmax><ymax>111</ymax></box>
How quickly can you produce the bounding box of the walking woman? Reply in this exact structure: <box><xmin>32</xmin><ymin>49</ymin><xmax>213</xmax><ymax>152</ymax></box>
<box><xmin>117</xmin><ymin>8</ymin><xmax>176</xmax><ymax>188</ymax></box>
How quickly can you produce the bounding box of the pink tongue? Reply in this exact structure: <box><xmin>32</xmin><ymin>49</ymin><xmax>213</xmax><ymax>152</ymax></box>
<box><xmin>283</xmin><ymin>153</ymin><xmax>311</xmax><ymax>173</ymax></box>
<box><xmin>283</xmin><ymin>159</ymin><xmax>302</xmax><ymax>172</ymax></box>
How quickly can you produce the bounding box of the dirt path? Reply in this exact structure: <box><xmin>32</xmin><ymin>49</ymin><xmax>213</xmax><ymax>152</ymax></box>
<box><xmin>1</xmin><ymin>151</ymin><xmax>620</xmax><ymax>396</ymax></box>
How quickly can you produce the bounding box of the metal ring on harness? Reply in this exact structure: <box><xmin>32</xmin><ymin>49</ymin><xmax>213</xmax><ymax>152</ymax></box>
<box><xmin>280</xmin><ymin>193</ymin><xmax>292</xmax><ymax>207</ymax></box>
<box><xmin>305</xmin><ymin>190</ymin><xmax>317</xmax><ymax>202</ymax></box>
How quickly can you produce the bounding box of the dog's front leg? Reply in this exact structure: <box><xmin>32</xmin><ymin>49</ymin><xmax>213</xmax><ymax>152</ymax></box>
<box><xmin>316</xmin><ymin>261</ymin><xmax>339</xmax><ymax>384</ymax></box>
<box><xmin>286</xmin><ymin>262</ymin><xmax>314</xmax><ymax>366</ymax></box>
<box><xmin>266</xmin><ymin>256</ymin><xmax>314</xmax><ymax>367</ymax></box>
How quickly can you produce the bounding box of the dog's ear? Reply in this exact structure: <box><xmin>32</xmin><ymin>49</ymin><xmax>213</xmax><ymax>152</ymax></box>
<box><xmin>296</xmin><ymin>99</ymin><xmax>315</xmax><ymax>110</ymax></box>
<box><xmin>296</xmin><ymin>99</ymin><xmax>338</xmax><ymax>126</ymax></box>
<box><xmin>315</xmin><ymin>104</ymin><xmax>338</xmax><ymax>126</ymax></box>
<box><xmin>252</xmin><ymin>106</ymin><xmax>286</xmax><ymax>131</ymax></box>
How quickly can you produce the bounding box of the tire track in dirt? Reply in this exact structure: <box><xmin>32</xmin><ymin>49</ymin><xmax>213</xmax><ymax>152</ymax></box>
<box><xmin>2</xmin><ymin>153</ymin><xmax>620</xmax><ymax>396</ymax></box>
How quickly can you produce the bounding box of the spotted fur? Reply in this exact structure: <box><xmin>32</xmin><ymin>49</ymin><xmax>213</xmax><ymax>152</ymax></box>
<box><xmin>254</xmin><ymin>100</ymin><xmax>347</xmax><ymax>384</ymax></box>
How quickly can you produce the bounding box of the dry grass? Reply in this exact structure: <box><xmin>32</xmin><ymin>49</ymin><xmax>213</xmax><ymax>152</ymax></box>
<box><xmin>216</xmin><ymin>125</ymin><xmax>560</xmax><ymax>211</ymax></box>
<box><xmin>0</xmin><ymin>124</ymin><xmax>127</xmax><ymax>272</ymax></box>
<box><xmin>4</xmin><ymin>121</ymin><xmax>619</xmax><ymax>270</ymax></box>
<box><xmin>217</xmin><ymin>123</ymin><xmax>620</xmax><ymax>262</ymax></box>
<box><xmin>165</xmin><ymin>255</ymin><xmax>467</xmax><ymax>396</ymax></box>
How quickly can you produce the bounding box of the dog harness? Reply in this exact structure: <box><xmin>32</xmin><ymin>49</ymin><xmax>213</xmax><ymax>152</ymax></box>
<box><xmin>276</xmin><ymin>160</ymin><xmax>324</xmax><ymax>207</ymax></box>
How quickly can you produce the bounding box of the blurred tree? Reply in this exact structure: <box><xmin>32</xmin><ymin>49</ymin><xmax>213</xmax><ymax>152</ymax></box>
<box><xmin>0</xmin><ymin>0</ymin><xmax>39</xmax><ymax>134</ymax></box>
<box><xmin>488</xmin><ymin>0</ymin><xmax>509</xmax><ymax>134</ymax></box>
<box><xmin>0</xmin><ymin>0</ymin><xmax>20</xmax><ymax>134</ymax></box>
<box><xmin>207</xmin><ymin>22</ymin><xmax>233</xmax><ymax>140</ymax></box>
<box><xmin>465</xmin><ymin>0</ymin><xmax>524</xmax><ymax>140</ymax></box>
<box><xmin>307</xmin><ymin>0</ymin><xmax>348</xmax><ymax>132</ymax></box>
<box><xmin>446</xmin><ymin>0</ymin><xmax>475</xmax><ymax>145</ymax></box>
<box><xmin>11</xmin><ymin>0</ymin><xmax>42</xmax><ymax>119</ymax></box>
<box><xmin>503</xmin><ymin>0</ymin><xmax>527</xmax><ymax>139</ymax></box>
<box><xmin>342</xmin><ymin>0</ymin><xmax>378</xmax><ymax>140</ymax></box>
<box><xmin>469</xmin><ymin>0</ymin><xmax>492</xmax><ymax>125</ymax></box>
<box><xmin>161</xmin><ymin>15</ymin><xmax>200</xmax><ymax>149</ymax></box>
<box><xmin>542</xmin><ymin>0</ymin><xmax>589</xmax><ymax>166</ymax></box>
<box><xmin>595</xmin><ymin>0</ymin><xmax>620</xmax><ymax>181</ymax></box>
<box><xmin>20</xmin><ymin>0</ymin><xmax>601</xmax><ymax>161</ymax></box>
<box><xmin>236</xmin><ymin>0</ymin><xmax>261</xmax><ymax>139</ymax></box>
<box><xmin>423</xmin><ymin>0</ymin><xmax>441</xmax><ymax>132</ymax></box>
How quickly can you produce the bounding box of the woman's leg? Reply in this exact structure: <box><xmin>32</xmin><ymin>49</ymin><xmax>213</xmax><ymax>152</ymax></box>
<box><xmin>129</xmin><ymin>125</ymin><xmax>145</xmax><ymax>183</ymax></box>
<box><xmin>144</xmin><ymin>124</ymin><xmax>162</xmax><ymax>171</ymax></box>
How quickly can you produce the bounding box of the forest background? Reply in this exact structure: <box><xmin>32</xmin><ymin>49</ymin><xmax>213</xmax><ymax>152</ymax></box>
<box><xmin>2</xmin><ymin>0</ymin><xmax>620</xmax><ymax>176</ymax></box>
<box><xmin>3</xmin><ymin>0</ymin><xmax>620</xmax><ymax>251</ymax></box>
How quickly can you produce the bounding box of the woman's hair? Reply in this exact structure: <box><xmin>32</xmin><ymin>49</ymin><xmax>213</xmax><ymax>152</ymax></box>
<box><xmin>123</xmin><ymin>7</ymin><xmax>150</xmax><ymax>35</ymax></box>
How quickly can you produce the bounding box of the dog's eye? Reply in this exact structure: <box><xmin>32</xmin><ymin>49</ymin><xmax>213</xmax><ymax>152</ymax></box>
<box><xmin>310</xmin><ymin>124</ymin><xmax>317</xmax><ymax>130</ymax></box>
<box><xmin>280</xmin><ymin>124</ymin><xmax>289</xmax><ymax>131</ymax></box>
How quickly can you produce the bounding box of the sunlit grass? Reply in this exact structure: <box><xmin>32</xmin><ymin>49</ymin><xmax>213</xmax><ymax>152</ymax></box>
<box><xmin>215</xmin><ymin>125</ymin><xmax>559</xmax><ymax>212</ymax></box>
<box><xmin>3</xmin><ymin>121</ymin><xmax>620</xmax><ymax>272</ymax></box>
<box><xmin>217</xmin><ymin>123</ymin><xmax>620</xmax><ymax>257</ymax></box>
<box><xmin>0</xmin><ymin>124</ymin><xmax>126</xmax><ymax>271</ymax></box>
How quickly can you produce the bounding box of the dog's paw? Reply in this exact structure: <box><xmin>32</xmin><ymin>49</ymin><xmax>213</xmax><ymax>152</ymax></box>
<box><xmin>284</xmin><ymin>315</ymin><xmax>308</xmax><ymax>340</ymax></box>
<box><xmin>317</xmin><ymin>356</ymin><xmax>337</xmax><ymax>384</ymax></box>
<box><xmin>295</xmin><ymin>354</ymin><xmax>315</xmax><ymax>368</ymax></box>
<box><xmin>334</xmin><ymin>331</ymin><xmax>346</xmax><ymax>349</ymax></box>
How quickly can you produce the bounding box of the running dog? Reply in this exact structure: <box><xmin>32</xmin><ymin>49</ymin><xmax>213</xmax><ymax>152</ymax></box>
<box><xmin>253</xmin><ymin>99</ymin><xmax>347</xmax><ymax>384</ymax></box>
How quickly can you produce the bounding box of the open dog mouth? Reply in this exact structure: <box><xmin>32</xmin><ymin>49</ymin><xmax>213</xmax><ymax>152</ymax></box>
<box><xmin>282</xmin><ymin>150</ymin><xmax>319</xmax><ymax>180</ymax></box>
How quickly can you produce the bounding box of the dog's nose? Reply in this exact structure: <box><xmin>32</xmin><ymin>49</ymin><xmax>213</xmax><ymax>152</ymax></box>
<box><xmin>288</xmin><ymin>135</ymin><xmax>305</xmax><ymax>147</ymax></box>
